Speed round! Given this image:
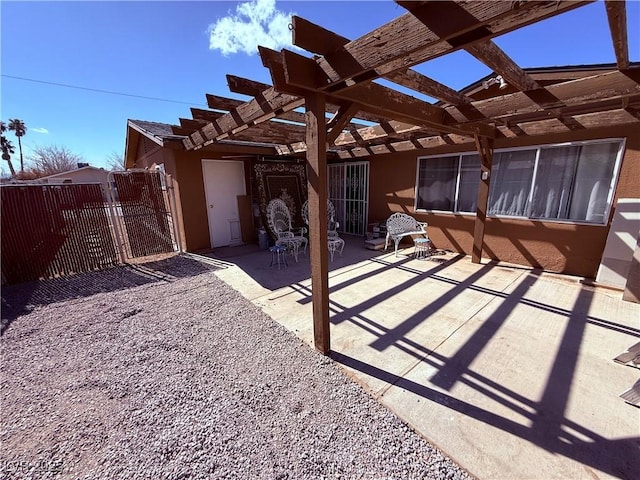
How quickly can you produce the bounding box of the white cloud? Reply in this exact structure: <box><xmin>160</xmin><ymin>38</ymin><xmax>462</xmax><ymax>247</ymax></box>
<box><xmin>208</xmin><ymin>0</ymin><xmax>298</xmax><ymax>56</ymax></box>
<box><xmin>31</xmin><ymin>127</ymin><xmax>49</xmax><ymax>134</ymax></box>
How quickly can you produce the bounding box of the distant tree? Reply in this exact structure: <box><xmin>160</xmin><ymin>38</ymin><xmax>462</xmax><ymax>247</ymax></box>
<box><xmin>0</xmin><ymin>121</ymin><xmax>16</xmax><ymax>177</ymax></box>
<box><xmin>106</xmin><ymin>151</ymin><xmax>126</xmax><ymax>171</ymax></box>
<box><xmin>27</xmin><ymin>145</ymin><xmax>84</xmax><ymax>178</ymax></box>
<box><xmin>8</xmin><ymin>118</ymin><xmax>27</xmax><ymax>173</ymax></box>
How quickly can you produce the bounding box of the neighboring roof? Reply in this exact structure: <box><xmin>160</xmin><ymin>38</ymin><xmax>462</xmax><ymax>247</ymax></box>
<box><xmin>41</xmin><ymin>165</ymin><xmax>108</xmax><ymax>180</ymax></box>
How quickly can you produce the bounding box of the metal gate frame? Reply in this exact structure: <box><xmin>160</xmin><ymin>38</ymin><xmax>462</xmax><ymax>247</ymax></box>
<box><xmin>106</xmin><ymin>169</ymin><xmax>182</xmax><ymax>262</ymax></box>
<box><xmin>328</xmin><ymin>161</ymin><xmax>370</xmax><ymax>236</ymax></box>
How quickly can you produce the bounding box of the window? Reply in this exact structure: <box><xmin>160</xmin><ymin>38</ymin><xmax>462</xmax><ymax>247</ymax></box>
<box><xmin>527</xmin><ymin>142</ymin><xmax>619</xmax><ymax>223</ymax></box>
<box><xmin>416</xmin><ymin>154</ymin><xmax>480</xmax><ymax>212</ymax></box>
<box><xmin>488</xmin><ymin>149</ymin><xmax>536</xmax><ymax>217</ymax></box>
<box><xmin>416</xmin><ymin>139</ymin><xmax>623</xmax><ymax>224</ymax></box>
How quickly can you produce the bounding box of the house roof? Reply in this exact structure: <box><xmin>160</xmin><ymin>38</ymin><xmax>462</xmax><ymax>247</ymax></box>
<box><xmin>130</xmin><ymin>1</ymin><xmax>640</xmax><ymax>159</ymax></box>
<box><xmin>40</xmin><ymin>165</ymin><xmax>108</xmax><ymax>180</ymax></box>
<box><xmin>127</xmin><ymin>119</ymin><xmax>285</xmax><ymax>150</ymax></box>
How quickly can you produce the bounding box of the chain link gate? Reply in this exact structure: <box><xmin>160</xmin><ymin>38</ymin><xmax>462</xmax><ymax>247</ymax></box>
<box><xmin>108</xmin><ymin>170</ymin><xmax>180</xmax><ymax>261</ymax></box>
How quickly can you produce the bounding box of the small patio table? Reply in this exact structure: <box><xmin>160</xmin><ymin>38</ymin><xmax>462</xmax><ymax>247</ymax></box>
<box><xmin>413</xmin><ymin>238</ymin><xmax>431</xmax><ymax>260</ymax></box>
<box><xmin>328</xmin><ymin>237</ymin><xmax>345</xmax><ymax>262</ymax></box>
<box><xmin>269</xmin><ymin>245</ymin><xmax>288</xmax><ymax>269</ymax></box>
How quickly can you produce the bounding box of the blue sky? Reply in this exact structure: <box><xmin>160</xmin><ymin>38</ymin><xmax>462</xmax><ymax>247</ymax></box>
<box><xmin>1</xmin><ymin>0</ymin><xmax>638</xmax><ymax>175</ymax></box>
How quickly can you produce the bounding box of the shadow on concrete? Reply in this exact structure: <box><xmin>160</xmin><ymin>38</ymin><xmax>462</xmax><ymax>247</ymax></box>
<box><xmin>321</xmin><ymin>261</ymin><xmax>639</xmax><ymax>479</ymax></box>
<box><xmin>331</xmin><ymin>351</ymin><xmax>640</xmax><ymax>479</ymax></box>
<box><xmin>207</xmin><ymin>235</ymin><xmax>397</xmax><ymax>291</ymax></box>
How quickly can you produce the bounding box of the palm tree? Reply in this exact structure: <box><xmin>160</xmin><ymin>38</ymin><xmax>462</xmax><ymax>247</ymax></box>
<box><xmin>0</xmin><ymin>121</ymin><xmax>16</xmax><ymax>176</ymax></box>
<box><xmin>8</xmin><ymin>118</ymin><xmax>27</xmax><ymax>173</ymax></box>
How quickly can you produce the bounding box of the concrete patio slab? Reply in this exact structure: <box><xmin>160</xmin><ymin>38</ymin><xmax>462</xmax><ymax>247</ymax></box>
<box><xmin>206</xmin><ymin>235</ymin><xmax>640</xmax><ymax>480</ymax></box>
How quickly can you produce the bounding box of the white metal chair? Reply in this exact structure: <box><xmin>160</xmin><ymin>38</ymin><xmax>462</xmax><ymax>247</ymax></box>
<box><xmin>385</xmin><ymin>212</ymin><xmax>428</xmax><ymax>257</ymax></box>
<box><xmin>301</xmin><ymin>199</ymin><xmax>345</xmax><ymax>261</ymax></box>
<box><xmin>266</xmin><ymin>198</ymin><xmax>307</xmax><ymax>262</ymax></box>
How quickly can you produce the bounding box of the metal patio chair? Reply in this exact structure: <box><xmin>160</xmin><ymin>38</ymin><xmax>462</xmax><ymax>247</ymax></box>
<box><xmin>301</xmin><ymin>199</ymin><xmax>345</xmax><ymax>261</ymax></box>
<box><xmin>266</xmin><ymin>198</ymin><xmax>307</xmax><ymax>262</ymax></box>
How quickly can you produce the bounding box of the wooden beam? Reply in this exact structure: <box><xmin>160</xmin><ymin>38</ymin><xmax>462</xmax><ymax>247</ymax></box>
<box><xmin>472</xmin><ymin>135</ymin><xmax>493</xmax><ymax>264</ymax></box>
<box><xmin>281</xmin><ymin>49</ymin><xmax>495</xmax><ymax>138</ymax></box>
<box><xmin>225</xmin><ymin>75</ymin><xmax>306</xmax><ymax>125</ymax></box>
<box><xmin>206</xmin><ymin>93</ymin><xmax>243</xmax><ymax>111</ymax></box>
<box><xmin>326</xmin><ymin>103</ymin><xmax>360</xmax><ymax>145</ymax></box>
<box><xmin>406</xmin><ymin>4</ymin><xmax>571</xmax><ymax>112</ymax></box>
<box><xmin>464</xmin><ymin>40</ymin><xmax>573</xmax><ymax>111</ymax></box>
<box><xmin>488</xmin><ymin>94</ymin><xmax>640</xmax><ymax>126</ymax></box>
<box><xmin>179</xmin><ymin>118</ymin><xmax>207</xmax><ymax>129</ymax></box>
<box><xmin>605</xmin><ymin>0</ymin><xmax>630</xmax><ymax>71</ymax></box>
<box><xmin>306</xmin><ymin>92</ymin><xmax>330</xmax><ymax>354</ymax></box>
<box><xmin>226</xmin><ymin>74</ymin><xmax>376</xmax><ymax>129</ymax></box>
<box><xmin>398</xmin><ymin>3</ymin><xmax>550</xmax><ymax>97</ymax></box>
<box><xmin>385</xmin><ymin>69</ymin><xmax>473</xmax><ymax>106</ymax></box>
<box><xmin>184</xmin><ymin>87</ymin><xmax>304</xmax><ymax>150</ymax></box>
<box><xmin>450</xmin><ymin>70</ymin><xmax>640</xmax><ymax>124</ymax></box>
<box><xmin>260</xmin><ymin>46</ymin><xmax>400</xmax><ymax>127</ymax></box>
<box><xmin>464</xmin><ymin>41</ymin><xmax>540</xmax><ymax>92</ymax></box>
<box><xmin>191</xmin><ymin>108</ymin><xmax>223</xmax><ymax>122</ymax></box>
<box><xmin>289</xmin><ymin>1</ymin><xmax>589</xmax><ymax>91</ymax></box>
<box><xmin>171</xmin><ymin>125</ymin><xmax>193</xmax><ymax>136</ymax></box>
<box><xmin>335</xmin><ymin>100</ymin><xmax>640</xmax><ymax>158</ymax></box>
<box><xmin>226</xmin><ymin>74</ymin><xmax>271</xmax><ymax>97</ymax></box>
<box><xmin>291</xmin><ymin>15</ymin><xmax>475</xmax><ymax>107</ymax></box>
<box><xmin>193</xmin><ymin>106</ymin><xmax>306</xmax><ymax>143</ymax></box>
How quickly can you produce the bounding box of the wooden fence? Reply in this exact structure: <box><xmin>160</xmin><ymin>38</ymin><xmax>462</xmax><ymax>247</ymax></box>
<box><xmin>1</xmin><ymin>184</ymin><xmax>119</xmax><ymax>284</ymax></box>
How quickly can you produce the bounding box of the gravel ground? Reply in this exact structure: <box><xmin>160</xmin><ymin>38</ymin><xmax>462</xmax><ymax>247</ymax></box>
<box><xmin>1</xmin><ymin>255</ymin><xmax>474</xmax><ymax>480</ymax></box>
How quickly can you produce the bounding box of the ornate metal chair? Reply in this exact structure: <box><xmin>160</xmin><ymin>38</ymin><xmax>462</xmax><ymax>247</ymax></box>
<box><xmin>266</xmin><ymin>198</ymin><xmax>307</xmax><ymax>262</ymax></box>
<box><xmin>301</xmin><ymin>199</ymin><xmax>345</xmax><ymax>261</ymax></box>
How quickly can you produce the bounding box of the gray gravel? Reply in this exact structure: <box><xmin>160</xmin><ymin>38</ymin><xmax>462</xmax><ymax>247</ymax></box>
<box><xmin>1</xmin><ymin>255</ymin><xmax>474</xmax><ymax>480</ymax></box>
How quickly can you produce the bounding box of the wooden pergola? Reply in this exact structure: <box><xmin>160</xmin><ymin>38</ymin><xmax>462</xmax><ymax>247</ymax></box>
<box><xmin>175</xmin><ymin>1</ymin><xmax>638</xmax><ymax>354</ymax></box>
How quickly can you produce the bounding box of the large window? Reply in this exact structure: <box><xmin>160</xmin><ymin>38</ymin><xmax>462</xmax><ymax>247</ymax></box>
<box><xmin>416</xmin><ymin>139</ymin><xmax>623</xmax><ymax>224</ymax></box>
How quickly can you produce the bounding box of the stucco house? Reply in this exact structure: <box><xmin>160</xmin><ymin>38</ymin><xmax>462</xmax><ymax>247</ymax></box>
<box><xmin>125</xmin><ymin>62</ymin><xmax>639</xmax><ymax>284</ymax></box>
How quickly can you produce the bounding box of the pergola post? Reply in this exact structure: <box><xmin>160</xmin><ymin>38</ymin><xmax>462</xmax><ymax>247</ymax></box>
<box><xmin>305</xmin><ymin>92</ymin><xmax>330</xmax><ymax>354</ymax></box>
<box><xmin>472</xmin><ymin>135</ymin><xmax>494</xmax><ymax>264</ymax></box>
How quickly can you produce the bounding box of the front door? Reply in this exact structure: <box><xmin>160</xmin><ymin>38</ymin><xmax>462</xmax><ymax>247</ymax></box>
<box><xmin>202</xmin><ymin>160</ymin><xmax>246</xmax><ymax>248</ymax></box>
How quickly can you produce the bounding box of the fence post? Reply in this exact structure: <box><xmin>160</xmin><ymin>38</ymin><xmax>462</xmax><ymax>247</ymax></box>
<box><xmin>105</xmin><ymin>172</ymin><xmax>126</xmax><ymax>264</ymax></box>
<box><xmin>165</xmin><ymin>173</ymin><xmax>183</xmax><ymax>253</ymax></box>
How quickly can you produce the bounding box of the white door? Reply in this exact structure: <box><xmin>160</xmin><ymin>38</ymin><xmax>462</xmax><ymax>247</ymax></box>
<box><xmin>202</xmin><ymin>160</ymin><xmax>246</xmax><ymax>248</ymax></box>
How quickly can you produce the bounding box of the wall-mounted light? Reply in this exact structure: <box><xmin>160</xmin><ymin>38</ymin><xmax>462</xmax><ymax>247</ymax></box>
<box><xmin>482</xmin><ymin>75</ymin><xmax>508</xmax><ymax>90</ymax></box>
<box><xmin>481</xmin><ymin>171</ymin><xmax>490</xmax><ymax>180</ymax></box>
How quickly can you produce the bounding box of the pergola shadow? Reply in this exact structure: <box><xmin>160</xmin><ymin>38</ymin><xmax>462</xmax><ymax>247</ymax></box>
<box><xmin>208</xmin><ymin>234</ymin><xmax>639</xmax><ymax>478</ymax></box>
<box><xmin>274</xmin><ymin>250</ymin><xmax>640</xmax><ymax>479</ymax></box>
<box><xmin>330</xmin><ymin>352</ymin><xmax>640</xmax><ymax>479</ymax></box>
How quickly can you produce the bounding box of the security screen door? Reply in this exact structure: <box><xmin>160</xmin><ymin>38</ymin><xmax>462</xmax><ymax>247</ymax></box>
<box><xmin>328</xmin><ymin>162</ymin><xmax>369</xmax><ymax>236</ymax></box>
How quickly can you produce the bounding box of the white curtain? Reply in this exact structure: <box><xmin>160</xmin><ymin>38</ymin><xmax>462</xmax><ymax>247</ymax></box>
<box><xmin>488</xmin><ymin>150</ymin><xmax>536</xmax><ymax>217</ymax></box>
<box><xmin>569</xmin><ymin>142</ymin><xmax>618</xmax><ymax>222</ymax></box>
<box><xmin>530</xmin><ymin>146</ymin><xmax>580</xmax><ymax>219</ymax></box>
